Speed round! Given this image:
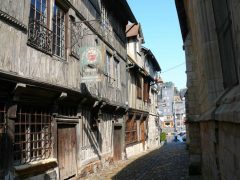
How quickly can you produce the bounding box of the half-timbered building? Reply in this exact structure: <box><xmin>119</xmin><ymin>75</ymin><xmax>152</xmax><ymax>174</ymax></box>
<box><xmin>125</xmin><ymin>23</ymin><xmax>161</xmax><ymax>157</ymax></box>
<box><xmin>0</xmin><ymin>0</ymin><xmax>136</xmax><ymax>179</ymax></box>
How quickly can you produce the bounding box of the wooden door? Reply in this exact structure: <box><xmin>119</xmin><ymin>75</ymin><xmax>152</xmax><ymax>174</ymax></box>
<box><xmin>113</xmin><ymin>126</ymin><xmax>122</xmax><ymax>161</ymax></box>
<box><xmin>140</xmin><ymin>120</ymin><xmax>145</xmax><ymax>150</ymax></box>
<box><xmin>58</xmin><ymin>124</ymin><xmax>77</xmax><ymax>180</ymax></box>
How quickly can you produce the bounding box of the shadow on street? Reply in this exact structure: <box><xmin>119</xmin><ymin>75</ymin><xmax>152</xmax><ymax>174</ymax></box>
<box><xmin>113</xmin><ymin>142</ymin><xmax>189</xmax><ymax>180</ymax></box>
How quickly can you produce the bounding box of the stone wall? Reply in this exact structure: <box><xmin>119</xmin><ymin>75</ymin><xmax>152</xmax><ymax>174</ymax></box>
<box><xmin>147</xmin><ymin>115</ymin><xmax>160</xmax><ymax>149</ymax></box>
<box><xmin>218</xmin><ymin>122</ymin><xmax>240</xmax><ymax>180</ymax></box>
<box><xmin>125</xmin><ymin>143</ymin><xmax>144</xmax><ymax>158</ymax></box>
<box><xmin>176</xmin><ymin>0</ymin><xmax>240</xmax><ymax>179</ymax></box>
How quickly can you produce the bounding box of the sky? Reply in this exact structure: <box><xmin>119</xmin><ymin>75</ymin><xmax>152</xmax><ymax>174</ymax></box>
<box><xmin>128</xmin><ymin>0</ymin><xmax>187</xmax><ymax>90</ymax></box>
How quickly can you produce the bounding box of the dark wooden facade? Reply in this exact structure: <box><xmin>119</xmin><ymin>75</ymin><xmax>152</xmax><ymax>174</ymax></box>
<box><xmin>0</xmin><ymin>0</ymin><xmax>136</xmax><ymax>179</ymax></box>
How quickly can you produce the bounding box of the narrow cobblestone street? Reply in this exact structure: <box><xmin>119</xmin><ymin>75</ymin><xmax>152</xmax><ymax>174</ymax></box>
<box><xmin>83</xmin><ymin>142</ymin><xmax>201</xmax><ymax>180</ymax></box>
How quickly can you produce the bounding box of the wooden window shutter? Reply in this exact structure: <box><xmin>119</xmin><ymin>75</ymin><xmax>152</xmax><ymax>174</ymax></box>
<box><xmin>137</xmin><ymin>76</ymin><xmax>142</xmax><ymax>99</ymax></box>
<box><xmin>143</xmin><ymin>80</ymin><xmax>149</xmax><ymax>102</ymax></box>
<box><xmin>212</xmin><ymin>0</ymin><xmax>238</xmax><ymax>88</ymax></box>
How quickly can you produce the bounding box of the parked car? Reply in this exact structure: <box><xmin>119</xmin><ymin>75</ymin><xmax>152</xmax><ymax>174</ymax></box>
<box><xmin>173</xmin><ymin>131</ymin><xmax>186</xmax><ymax>142</ymax></box>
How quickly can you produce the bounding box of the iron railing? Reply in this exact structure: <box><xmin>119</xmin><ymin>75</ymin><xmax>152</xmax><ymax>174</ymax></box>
<box><xmin>28</xmin><ymin>18</ymin><xmax>53</xmax><ymax>54</ymax></box>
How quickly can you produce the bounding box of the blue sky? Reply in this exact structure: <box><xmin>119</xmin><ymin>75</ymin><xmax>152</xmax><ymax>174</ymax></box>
<box><xmin>128</xmin><ymin>0</ymin><xmax>186</xmax><ymax>89</ymax></box>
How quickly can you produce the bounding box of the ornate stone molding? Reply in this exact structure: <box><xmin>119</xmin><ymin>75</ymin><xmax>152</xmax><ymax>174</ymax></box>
<box><xmin>0</xmin><ymin>9</ymin><xmax>27</xmax><ymax>32</ymax></box>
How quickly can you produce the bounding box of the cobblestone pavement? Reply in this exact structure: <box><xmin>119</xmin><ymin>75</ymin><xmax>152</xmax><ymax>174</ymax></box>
<box><xmin>83</xmin><ymin>142</ymin><xmax>201</xmax><ymax>180</ymax></box>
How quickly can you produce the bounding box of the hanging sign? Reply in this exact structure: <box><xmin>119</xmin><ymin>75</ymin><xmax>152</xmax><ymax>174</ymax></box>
<box><xmin>80</xmin><ymin>46</ymin><xmax>104</xmax><ymax>82</ymax></box>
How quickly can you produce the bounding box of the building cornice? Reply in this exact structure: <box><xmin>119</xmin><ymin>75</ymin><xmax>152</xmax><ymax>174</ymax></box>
<box><xmin>0</xmin><ymin>9</ymin><xmax>27</xmax><ymax>32</ymax></box>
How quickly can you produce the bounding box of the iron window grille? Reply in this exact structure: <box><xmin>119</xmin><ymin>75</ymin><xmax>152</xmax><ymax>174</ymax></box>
<box><xmin>28</xmin><ymin>0</ymin><xmax>52</xmax><ymax>54</ymax></box>
<box><xmin>125</xmin><ymin>115</ymin><xmax>138</xmax><ymax>145</ymax></box>
<box><xmin>13</xmin><ymin>107</ymin><xmax>52</xmax><ymax>165</ymax></box>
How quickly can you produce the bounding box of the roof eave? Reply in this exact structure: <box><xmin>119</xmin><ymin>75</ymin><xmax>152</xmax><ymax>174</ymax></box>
<box><xmin>175</xmin><ymin>0</ymin><xmax>189</xmax><ymax>42</ymax></box>
<box><xmin>141</xmin><ymin>47</ymin><xmax>161</xmax><ymax>72</ymax></box>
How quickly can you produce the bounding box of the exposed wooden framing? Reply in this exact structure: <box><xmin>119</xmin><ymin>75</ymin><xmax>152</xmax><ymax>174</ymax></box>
<box><xmin>0</xmin><ymin>0</ymin><xmax>136</xmax><ymax>178</ymax></box>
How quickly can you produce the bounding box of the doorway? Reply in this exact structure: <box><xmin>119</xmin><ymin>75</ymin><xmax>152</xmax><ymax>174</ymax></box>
<box><xmin>113</xmin><ymin>125</ymin><xmax>122</xmax><ymax>161</ymax></box>
<box><xmin>58</xmin><ymin>124</ymin><xmax>77</xmax><ymax>180</ymax></box>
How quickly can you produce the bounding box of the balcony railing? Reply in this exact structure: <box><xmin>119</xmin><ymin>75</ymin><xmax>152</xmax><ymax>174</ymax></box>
<box><xmin>28</xmin><ymin>19</ymin><xmax>52</xmax><ymax>54</ymax></box>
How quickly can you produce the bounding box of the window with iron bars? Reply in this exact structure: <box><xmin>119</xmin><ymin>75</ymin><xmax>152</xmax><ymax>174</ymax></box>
<box><xmin>28</xmin><ymin>0</ymin><xmax>52</xmax><ymax>54</ymax></box>
<box><xmin>13</xmin><ymin>107</ymin><xmax>52</xmax><ymax>165</ymax></box>
<box><xmin>125</xmin><ymin>115</ymin><xmax>138</xmax><ymax>145</ymax></box>
<box><xmin>28</xmin><ymin>0</ymin><xmax>66</xmax><ymax>58</ymax></box>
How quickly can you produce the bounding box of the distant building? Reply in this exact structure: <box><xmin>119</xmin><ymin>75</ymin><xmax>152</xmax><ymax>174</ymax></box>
<box><xmin>158</xmin><ymin>82</ymin><xmax>186</xmax><ymax>134</ymax></box>
<box><xmin>173</xmin><ymin>95</ymin><xmax>186</xmax><ymax>132</ymax></box>
<box><xmin>158</xmin><ymin>82</ymin><xmax>175</xmax><ymax>134</ymax></box>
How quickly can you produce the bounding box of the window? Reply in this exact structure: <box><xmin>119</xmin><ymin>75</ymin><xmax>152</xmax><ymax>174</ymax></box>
<box><xmin>100</xmin><ymin>3</ymin><xmax>110</xmax><ymax>36</ymax></box>
<box><xmin>105</xmin><ymin>52</ymin><xmax>111</xmax><ymax>83</ymax></box>
<box><xmin>165</xmin><ymin>122</ymin><xmax>170</xmax><ymax>127</ymax></box>
<box><xmin>13</xmin><ymin>107</ymin><xmax>52</xmax><ymax>165</ymax></box>
<box><xmin>52</xmin><ymin>3</ymin><xmax>66</xmax><ymax>58</ymax></box>
<box><xmin>28</xmin><ymin>0</ymin><xmax>68</xmax><ymax>58</ymax></box>
<box><xmin>30</xmin><ymin>0</ymin><xmax>48</xmax><ymax>26</ymax></box>
<box><xmin>28</xmin><ymin>0</ymin><xmax>52</xmax><ymax>53</ymax></box>
<box><xmin>137</xmin><ymin>76</ymin><xmax>142</xmax><ymax>99</ymax></box>
<box><xmin>125</xmin><ymin>115</ymin><xmax>138</xmax><ymax>145</ymax></box>
<box><xmin>70</xmin><ymin>16</ymin><xmax>81</xmax><ymax>59</ymax></box>
<box><xmin>113</xmin><ymin>58</ymin><xmax>120</xmax><ymax>88</ymax></box>
<box><xmin>143</xmin><ymin>79</ymin><xmax>150</xmax><ymax>103</ymax></box>
<box><xmin>212</xmin><ymin>0</ymin><xmax>238</xmax><ymax>88</ymax></box>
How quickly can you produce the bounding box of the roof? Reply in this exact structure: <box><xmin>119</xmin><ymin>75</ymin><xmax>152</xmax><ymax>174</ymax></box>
<box><xmin>102</xmin><ymin>0</ymin><xmax>137</xmax><ymax>24</ymax></box>
<box><xmin>120</xmin><ymin>0</ymin><xmax>137</xmax><ymax>23</ymax></box>
<box><xmin>175</xmin><ymin>0</ymin><xmax>189</xmax><ymax>42</ymax></box>
<box><xmin>141</xmin><ymin>46</ymin><xmax>161</xmax><ymax>72</ymax></box>
<box><xmin>126</xmin><ymin>23</ymin><xmax>145</xmax><ymax>42</ymax></box>
<box><xmin>126</xmin><ymin>23</ymin><xmax>139</xmax><ymax>37</ymax></box>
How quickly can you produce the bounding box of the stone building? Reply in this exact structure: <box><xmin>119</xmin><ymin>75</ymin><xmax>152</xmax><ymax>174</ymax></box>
<box><xmin>158</xmin><ymin>82</ymin><xmax>176</xmax><ymax>134</ymax></box>
<box><xmin>173</xmin><ymin>94</ymin><xmax>186</xmax><ymax>133</ymax></box>
<box><xmin>176</xmin><ymin>0</ymin><xmax>240</xmax><ymax>179</ymax></box>
<box><xmin>0</xmin><ymin>0</ymin><xmax>136</xmax><ymax>179</ymax></box>
<box><xmin>125</xmin><ymin>23</ymin><xmax>161</xmax><ymax>157</ymax></box>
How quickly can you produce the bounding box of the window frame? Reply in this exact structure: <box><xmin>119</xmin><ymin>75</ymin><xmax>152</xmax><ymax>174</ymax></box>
<box><xmin>143</xmin><ymin>79</ymin><xmax>150</xmax><ymax>103</ymax></box>
<box><xmin>105</xmin><ymin>52</ymin><xmax>112</xmax><ymax>83</ymax></box>
<box><xmin>136</xmin><ymin>75</ymin><xmax>143</xmax><ymax>99</ymax></box>
<box><xmin>125</xmin><ymin>115</ymin><xmax>138</xmax><ymax>145</ymax></box>
<box><xmin>27</xmin><ymin>0</ymin><xmax>68</xmax><ymax>60</ymax></box>
<box><xmin>28</xmin><ymin>0</ymin><xmax>52</xmax><ymax>54</ymax></box>
<box><xmin>13</xmin><ymin>107</ymin><xmax>52</xmax><ymax>165</ymax></box>
<box><xmin>113</xmin><ymin>58</ymin><xmax>120</xmax><ymax>88</ymax></box>
<box><xmin>52</xmin><ymin>2</ymin><xmax>67</xmax><ymax>59</ymax></box>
